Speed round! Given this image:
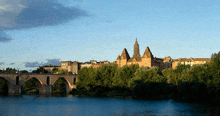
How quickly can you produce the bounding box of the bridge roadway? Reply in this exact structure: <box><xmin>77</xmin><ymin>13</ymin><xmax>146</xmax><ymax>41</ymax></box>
<box><xmin>0</xmin><ymin>73</ymin><xmax>77</xmax><ymax>95</ymax></box>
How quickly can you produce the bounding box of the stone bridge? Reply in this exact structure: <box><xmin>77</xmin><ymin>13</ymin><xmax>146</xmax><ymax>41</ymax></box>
<box><xmin>0</xmin><ymin>73</ymin><xmax>77</xmax><ymax>95</ymax></box>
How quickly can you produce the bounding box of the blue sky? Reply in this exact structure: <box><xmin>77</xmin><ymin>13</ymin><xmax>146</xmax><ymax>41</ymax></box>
<box><xmin>0</xmin><ymin>0</ymin><xmax>220</xmax><ymax>71</ymax></box>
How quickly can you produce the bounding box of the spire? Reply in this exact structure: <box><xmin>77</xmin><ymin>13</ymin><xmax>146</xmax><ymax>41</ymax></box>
<box><xmin>142</xmin><ymin>46</ymin><xmax>153</xmax><ymax>58</ymax></box>
<box><xmin>121</xmin><ymin>48</ymin><xmax>130</xmax><ymax>60</ymax></box>
<box><xmin>133</xmin><ymin>38</ymin><xmax>140</xmax><ymax>57</ymax></box>
<box><xmin>135</xmin><ymin>38</ymin><xmax>138</xmax><ymax>45</ymax></box>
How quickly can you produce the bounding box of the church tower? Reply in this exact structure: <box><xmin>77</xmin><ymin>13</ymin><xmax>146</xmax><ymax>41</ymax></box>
<box><xmin>133</xmin><ymin>38</ymin><xmax>140</xmax><ymax>57</ymax></box>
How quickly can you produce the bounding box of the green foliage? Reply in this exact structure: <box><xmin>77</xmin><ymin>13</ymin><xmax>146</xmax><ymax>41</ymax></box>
<box><xmin>112</xmin><ymin>64</ymin><xmax>139</xmax><ymax>88</ymax></box>
<box><xmin>76</xmin><ymin>64</ymin><xmax>118</xmax><ymax>90</ymax></box>
<box><xmin>162</xmin><ymin>68</ymin><xmax>176</xmax><ymax>85</ymax></box>
<box><xmin>129</xmin><ymin>66</ymin><xmax>166</xmax><ymax>89</ymax></box>
<box><xmin>170</xmin><ymin>52</ymin><xmax>220</xmax><ymax>101</ymax></box>
<box><xmin>52</xmin><ymin>68</ymin><xmax>57</xmax><ymax>71</ymax></box>
<box><xmin>20</xmin><ymin>70</ymin><xmax>28</xmax><ymax>73</ymax></box>
<box><xmin>51</xmin><ymin>69</ymin><xmax>67</xmax><ymax>74</ymax></box>
<box><xmin>174</xmin><ymin>64</ymin><xmax>191</xmax><ymax>73</ymax></box>
<box><xmin>2</xmin><ymin>67</ymin><xmax>18</xmax><ymax>73</ymax></box>
<box><xmin>10</xmin><ymin>70</ymin><xmax>16</xmax><ymax>73</ymax></box>
<box><xmin>74</xmin><ymin>52</ymin><xmax>220</xmax><ymax>101</ymax></box>
<box><xmin>36</xmin><ymin>67</ymin><xmax>48</xmax><ymax>73</ymax></box>
<box><xmin>22</xmin><ymin>78</ymin><xmax>39</xmax><ymax>94</ymax></box>
<box><xmin>76</xmin><ymin>66</ymin><xmax>96</xmax><ymax>90</ymax></box>
<box><xmin>53</xmin><ymin>78</ymin><xmax>66</xmax><ymax>93</ymax></box>
<box><xmin>179</xmin><ymin>65</ymin><xmax>208</xmax><ymax>83</ymax></box>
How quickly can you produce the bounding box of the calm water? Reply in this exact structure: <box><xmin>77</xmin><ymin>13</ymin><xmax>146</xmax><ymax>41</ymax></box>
<box><xmin>0</xmin><ymin>95</ymin><xmax>219</xmax><ymax>116</ymax></box>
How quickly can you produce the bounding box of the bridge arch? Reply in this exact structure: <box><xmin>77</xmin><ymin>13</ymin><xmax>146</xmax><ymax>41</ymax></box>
<box><xmin>25</xmin><ymin>77</ymin><xmax>43</xmax><ymax>85</ymax></box>
<box><xmin>54</xmin><ymin>77</ymin><xmax>71</xmax><ymax>89</ymax></box>
<box><xmin>0</xmin><ymin>77</ymin><xmax>10</xmax><ymax>86</ymax></box>
<box><xmin>22</xmin><ymin>77</ymin><xmax>44</xmax><ymax>94</ymax></box>
<box><xmin>51</xmin><ymin>77</ymin><xmax>72</xmax><ymax>94</ymax></box>
<box><xmin>0</xmin><ymin>77</ymin><xmax>10</xmax><ymax>95</ymax></box>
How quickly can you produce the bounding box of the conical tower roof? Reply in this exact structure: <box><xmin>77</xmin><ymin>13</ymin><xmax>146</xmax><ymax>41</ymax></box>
<box><xmin>121</xmin><ymin>48</ymin><xmax>130</xmax><ymax>60</ymax></box>
<box><xmin>134</xmin><ymin>38</ymin><xmax>138</xmax><ymax>45</ymax></box>
<box><xmin>142</xmin><ymin>46</ymin><xmax>153</xmax><ymax>58</ymax></box>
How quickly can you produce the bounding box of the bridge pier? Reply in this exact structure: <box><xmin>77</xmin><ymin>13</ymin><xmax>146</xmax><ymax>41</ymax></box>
<box><xmin>66</xmin><ymin>87</ymin><xmax>73</xmax><ymax>94</ymax></box>
<box><xmin>39</xmin><ymin>84</ymin><xmax>52</xmax><ymax>95</ymax></box>
<box><xmin>8</xmin><ymin>85</ymin><xmax>22</xmax><ymax>95</ymax></box>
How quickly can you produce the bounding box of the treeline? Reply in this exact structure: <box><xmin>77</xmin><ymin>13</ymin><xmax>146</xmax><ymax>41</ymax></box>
<box><xmin>32</xmin><ymin>67</ymin><xmax>70</xmax><ymax>74</ymax></box>
<box><xmin>73</xmin><ymin>52</ymin><xmax>220</xmax><ymax>102</ymax></box>
<box><xmin>0</xmin><ymin>68</ymin><xmax>28</xmax><ymax>73</ymax></box>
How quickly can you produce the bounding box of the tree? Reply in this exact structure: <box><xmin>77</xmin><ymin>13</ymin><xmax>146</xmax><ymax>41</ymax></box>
<box><xmin>112</xmin><ymin>64</ymin><xmax>139</xmax><ymax>88</ymax></box>
<box><xmin>162</xmin><ymin>68</ymin><xmax>176</xmax><ymax>84</ymax></box>
<box><xmin>129</xmin><ymin>66</ymin><xmax>166</xmax><ymax>89</ymax></box>
<box><xmin>36</xmin><ymin>67</ymin><xmax>48</xmax><ymax>74</ymax></box>
<box><xmin>52</xmin><ymin>68</ymin><xmax>58</xmax><ymax>71</ymax></box>
<box><xmin>20</xmin><ymin>70</ymin><xmax>28</xmax><ymax>73</ymax></box>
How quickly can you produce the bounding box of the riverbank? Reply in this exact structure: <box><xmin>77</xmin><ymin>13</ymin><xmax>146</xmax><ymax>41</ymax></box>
<box><xmin>69</xmin><ymin>88</ymin><xmax>220</xmax><ymax>104</ymax></box>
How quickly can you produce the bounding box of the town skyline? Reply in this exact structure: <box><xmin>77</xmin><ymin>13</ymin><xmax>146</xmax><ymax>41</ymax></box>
<box><xmin>0</xmin><ymin>0</ymin><xmax>220</xmax><ymax>71</ymax></box>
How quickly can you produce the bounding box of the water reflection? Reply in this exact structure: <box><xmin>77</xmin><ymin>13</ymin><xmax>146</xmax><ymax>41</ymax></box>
<box><xmin>38</xmin><ymin>94</ymin><xmax>74</xmax><ymax>98</ymax></box>
<box><xmin>0</xmin><ymin>95</ymin><xmax>220</xmax><ymax>116</ymax></box>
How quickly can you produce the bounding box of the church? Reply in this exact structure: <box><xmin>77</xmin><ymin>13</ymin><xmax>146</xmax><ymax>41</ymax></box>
<box><xmin>116</xmin><ymin>38</ymin><xmax>164</xmax><ymax>70</ymax></box>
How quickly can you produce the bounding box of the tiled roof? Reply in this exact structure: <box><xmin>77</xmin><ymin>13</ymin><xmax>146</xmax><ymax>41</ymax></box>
<box><xmin>193</xmin><ymin>58</ymin><xmax>211</xmax><ymax>61</ymax></box>
<box><xmin>173</xmin><ymin>58</ymin><xmax>211</xmax><ymax>62</ymax></box>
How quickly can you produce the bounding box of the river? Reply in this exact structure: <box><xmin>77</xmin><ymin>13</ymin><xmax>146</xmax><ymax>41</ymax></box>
<box><xmin>0</xmin><ymin>95</ymin><xmax>219</xmax><ymax>116</ymax></box>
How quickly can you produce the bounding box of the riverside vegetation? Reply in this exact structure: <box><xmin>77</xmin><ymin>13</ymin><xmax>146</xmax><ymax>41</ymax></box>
<box><xmin>72</xmin><ymin>52</ymin><xmax>220</xmax><ymax>102</ymax></box>
<box><xmin>0</xmin><ymin>52</ymin><xmax>220</xmax><ymax>103</ymax></box>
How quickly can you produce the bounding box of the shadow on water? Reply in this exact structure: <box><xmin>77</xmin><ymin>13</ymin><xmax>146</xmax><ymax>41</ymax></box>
<box><xmin>38</xmin><ymin>94</ymin><xmax>74</xmax><ymax>98</ymax></box>
<box><xmin>0</xmin><ymin>93</ymin><xmax>74</xmax><ymax>98</ymax></box>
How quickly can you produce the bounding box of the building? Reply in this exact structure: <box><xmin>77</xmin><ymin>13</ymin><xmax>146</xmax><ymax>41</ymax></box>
<box><xmin>111</xmin><ymin>61</ymin><xmax>117</xmax><ymax>64</ymax></box>
<box><xmin>92</xmin><ymin>60</ymin><xmax>110</xmax><ymax>68</ymax></box>
<box><xmin>68</xmin><ymin>61</ymin><xmax>81</xmax><ymax>74</ymax></box>
<box><xmin>116</xmin><ymin>38</ymin><xmax>164</xmax><ymax>70</ymax></box>
<box><xmin>162</xmin><ymin>56</ymin><xmax>173</xmax><ymax>69</ymax></box>
<box><xmin>80</xmin><ymin>60</ymin><xmax>110</xmax><ymax>69</ymax></box>
<box><xmin>80</xmin><ymin>62</ymin><xmax>92</xmax><ymax>69</ymax></box>
<box><xmin>43</xmin><ymin>65</ymin><xmax>61</xmax><ymax>72</ymax></box>
<box><xmin>172</xmin><ymin>58</ymin><xmax>211</xmax><ymax>69</ymax></box>
<box><xmin>42</xmin><ymin>39</ymin><xmax>213</xmax><ymax>72</ymax></box>
<box><xmin>61</xmin><ymin>61</ymin><xmax>72</xmax><ymax>71</ymax></box>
